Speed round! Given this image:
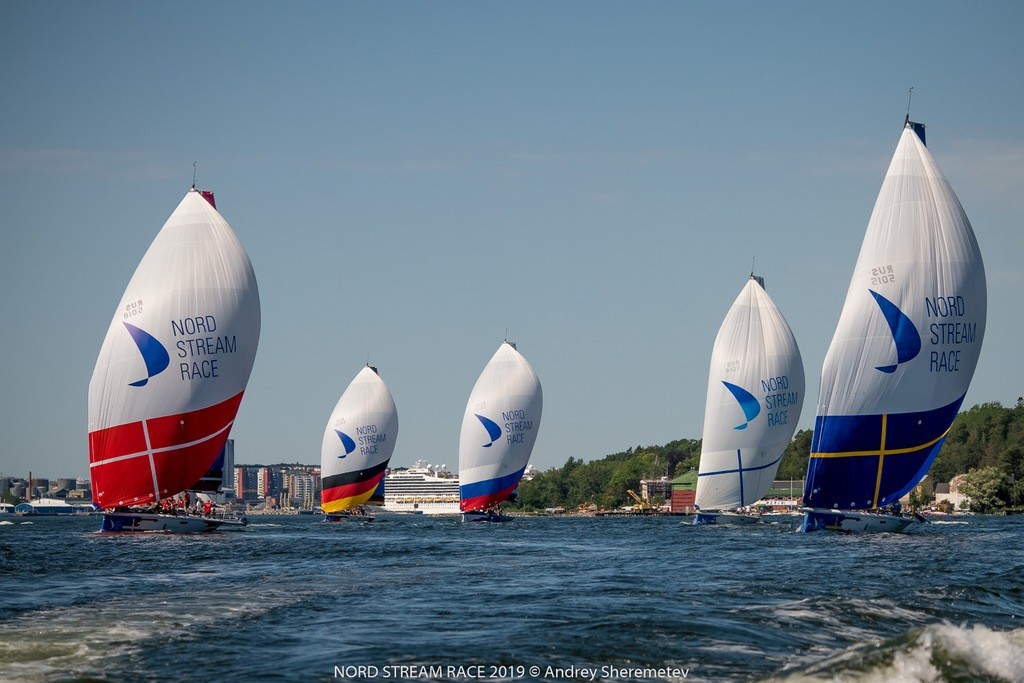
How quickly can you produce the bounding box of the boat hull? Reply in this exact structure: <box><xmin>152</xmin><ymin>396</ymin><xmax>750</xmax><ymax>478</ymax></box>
<box><xmin>100</xmin><ymin>512</ymin><xmax>246</xmax><ymax>533</ymax></box>
<box><xmin>801</xmin><ymin>508</ymin><xmax>918</xmax><ymax>533</ymax></box>
<box><xmin>323</xmin><ymin>510</ymin><xmax>374</xmax><ymax>523</ymax></box>
<box><xmin>365</xmin><ymin>506</ymin><xmax>423</xmax><ymax>520</ymax></box>
<box><xmin>461</xmin><ymin>510</ymin><xmax>512</xmax><ymax>523</ymax></box>
<box><xmin>694</xmin><ymin>511</ymin><xmax>760</xmax><ymax>526</ymax></box>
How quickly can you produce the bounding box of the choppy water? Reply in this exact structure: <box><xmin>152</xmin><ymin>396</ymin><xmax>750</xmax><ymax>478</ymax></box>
<box><xmin>2</xmin><ymin>513</ymin><xmax>1024</xmax><ymax>682</ymax></box>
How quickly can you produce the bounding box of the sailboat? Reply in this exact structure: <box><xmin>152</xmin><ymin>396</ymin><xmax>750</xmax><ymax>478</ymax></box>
<box><xmin>459</xmin><ymin>341</ymin><xmax>542</xmax><ymax>522</ymax></box>
<box><xmin>320</xmin><ymin>365</ymin><xmax>398</xmax><ymax>522</ymax></box>
<box><xmin>801</xmin><ymin>118</ymin><xmax>986</xmax><ymax>533</ymax></box>
<box><xmin>88</xmin><ymin>188</ymin><xmax>260</xmax><ymax>532</ymax></box>
<box><xmin>694</xmin><ymin>275</ymin><xmax>805</xmax><ymax>525</ymax></box>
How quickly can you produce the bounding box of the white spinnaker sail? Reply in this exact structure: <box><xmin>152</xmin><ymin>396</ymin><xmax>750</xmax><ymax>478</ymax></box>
<box><xmin>320</xmin><ymin>366</ymin><xmax>398</xmax><ymax>513</ymax></box>
<box><xmin>88</xmin><ymin>190</ymin><xmax>260</xmax><ymax>508</ymax></box>
<box><xmin>694</xmin><ymin>277</ymin><xmax>804</xmax><ymax>511</ymax></box>
<box><xmin>804</xmin><ymin>124</ymin><xmax>986</xmax><ymax>510</ymax></box>
<box><xmin>458</xmin><ymin>342</ymin><xmax>542</xmax><ymax>512</ymax></box>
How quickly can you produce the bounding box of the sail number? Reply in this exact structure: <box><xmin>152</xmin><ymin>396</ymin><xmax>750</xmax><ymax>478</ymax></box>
<box><xmin>725</xmin><ymin>360</ymin><xmax>740</xmax><ymax>373</ymax></box>
<box><xmin>871</xmin><ymin>265</ymin><xmax>895</xmax><ymax>285</ymax></box>
<box><xmin>122</xmin><ymin>299</ymin><xmax>144</xmax><ymax>319</ymax></box>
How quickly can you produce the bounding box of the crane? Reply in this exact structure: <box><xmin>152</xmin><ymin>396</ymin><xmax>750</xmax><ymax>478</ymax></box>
<box><xmin>626</xmin><ymin>489</ymin><xmax>652</xmax><ymax>511</ymax></box>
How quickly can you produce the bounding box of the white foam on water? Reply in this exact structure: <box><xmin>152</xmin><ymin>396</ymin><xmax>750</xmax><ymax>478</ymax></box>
<box><xmin>778</xmin><ymin>622</ymin><xmax>1024</xmax><ymax>682</ymax></box>
<box><xmin>915</xmin><ymin>622</ymin><xmax>1024</xmax><ymax>681</ymax></box>
<box><xmin>858</xmin><ymin>622</ymin><xmax>1024</xmax><ymax>682</ymax></box>
<box><xmin>0</xmin><ymin>585</ymin><xmax>301</xmax><ymax>681</ymax></box>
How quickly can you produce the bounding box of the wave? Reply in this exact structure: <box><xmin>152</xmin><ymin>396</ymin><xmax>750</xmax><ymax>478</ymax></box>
<box><xmin>775</xmin><ymin>622</ymin><xmax>1024</xmax><ymax>682</ymax></box>
<box><xmin>0</xmin><ymin>582</ymin><xmax>311</xmax><ymax>681</ymax></box>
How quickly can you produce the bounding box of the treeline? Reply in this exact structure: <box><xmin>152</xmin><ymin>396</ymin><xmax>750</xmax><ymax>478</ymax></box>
<box><xmin>512</xmin><ymin>398</ymin><xmax>1024</xmax><ymax>512</ymax></box>
<box><xmin>512</xmin><ymin>439</ymin><xmax>700</xmax><ymax>512</ymax></box>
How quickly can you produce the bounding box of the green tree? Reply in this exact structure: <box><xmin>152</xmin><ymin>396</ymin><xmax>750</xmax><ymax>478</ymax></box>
<box><xmin>777</xmin><ymin>429</ymin><xmax>812</xmax><ymax>480</ymax></box>
<box><xmin>512</xmin><ymin>400</ymin><xmax>1024</xmax><ymax>512</ymax></box>
<box><xmin>958</xmin><ymin>466</ymin><xmax>1010</xmax><ymax>513</ymax></box>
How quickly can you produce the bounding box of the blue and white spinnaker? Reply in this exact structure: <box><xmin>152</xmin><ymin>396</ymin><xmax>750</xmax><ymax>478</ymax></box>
<box><xmin>802</xmin><ymin>120</ymin><xmax>986</xmax><ymax>531</ymax></box>
<box><xmin>694</xmin><ymin>275</ymin><xmax>805</xmax><ymax>515</ymax></box>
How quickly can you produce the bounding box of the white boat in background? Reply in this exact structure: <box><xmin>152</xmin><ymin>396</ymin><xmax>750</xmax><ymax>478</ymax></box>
<box><xmin>14</xmin><ymin>498</ymin><xmax>96</xmax><ymax>515</ymax></box>
<box><xmin>377</xmin><ymin>461</ymin><xmax>459</xmax><ymax>515</ymax></box>
<box><xmin>320</xmin><ymin>365</ymin><xmax>398</xmax><ymax>522</ymax></box>
<box><xmin>458</xmin><ymin>341</ymin><xmax>542</xmax><ymax>522</ymax></box>
<box><xmin>801</xmin><ymin>118</ymin><xmax>986</xmax><ymax>533</ymax></box>
<box><xmin>87</xmin><ymin>188</ymin><xmax>260</xmax><ymax>532</ymax></box>
<box><xmin>694</xmin><ymin>275</ymin><xmax>805</xmax><ymax>525</ymax></box>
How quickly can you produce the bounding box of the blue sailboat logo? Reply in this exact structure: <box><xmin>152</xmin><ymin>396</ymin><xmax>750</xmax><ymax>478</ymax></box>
<box><xmin>124</xmin><ymin>322</ymin><xmax>170</xmax><ymax>387</ymax></box>
<box><xmin>722</xmin><ymin>381</ymin><xmax>760</xmax><ymax>430</ymax></box>
<box><xmin>869</xmin><ymin>290</ymin><xmax>921</xmax><ymax>373</ymax></box>
<box><xmin>334</xmin><ymin>430</ymin><xmax>356</xmax><ymax>458</ymax></box>
<box><xmin>475</xmin><ymin>414</ymin><xmax>502</xmax><ymax>447</ymax></box>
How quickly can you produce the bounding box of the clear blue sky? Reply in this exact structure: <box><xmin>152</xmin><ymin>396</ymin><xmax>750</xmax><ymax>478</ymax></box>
<box><xmin>2</xmin><ymin>1</ymin><xmax>1022</xmax><ymax>480</ymax></box>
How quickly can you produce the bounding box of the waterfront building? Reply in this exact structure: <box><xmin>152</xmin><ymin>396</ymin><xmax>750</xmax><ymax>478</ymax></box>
<box><xmin>286</xmin><ymin>471</ymin><xmax>319</xmax><ymax>508</ymax></box>
<box><xmin>754</xmin><ymin>479</ymin><xmax>805</xmax><ymax>511</ymax></box>
<box><xmin>934</xmin><ymin>474</ymin><xmax>970</xmax><ymax>511</ymax></box>
<box><xmin>641</xmin><ymin>478</ymin><xmax>673</xmax><ymax>504</ymax></box>
<box><xmin>252</xmin><ymin>466</ymin><xmax>268</xmax><ymax>499</ymax></box>
<box><xmin>670</xmin><ymin>470</ymin><xmax>697</xmax><ymax>513</ymax></box>
<box><xmin>32</xmin><ymin>478</ymin><xmax>50</xmax><ymax>499</ymax></box>
<box><xmin>234</xmin><ymin>466</ymin><xmax>261</xmax><ymax>502</ymax></box>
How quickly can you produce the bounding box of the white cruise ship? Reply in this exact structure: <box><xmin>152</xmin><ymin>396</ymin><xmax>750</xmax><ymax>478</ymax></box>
<box><xmin>381</xmin><ymin>461</ymin><xmax>460</xmax><ymax>515</ymax></box>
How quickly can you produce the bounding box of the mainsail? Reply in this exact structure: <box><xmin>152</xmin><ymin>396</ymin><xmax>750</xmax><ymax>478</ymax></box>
<box><xmin>320</xmin><ymin>366</ymin><xmax>399</xmax><ymax>513</ymax></box>
<box><xmin>695</xmin><ymin>276</ymin><xmax>805</xmax><ymax>511</ymax></box>
<box><xmin>88</xmin><ymin>190</ymin><xmax>261</xmax><ymax>509</ymax></box>
<box><xmin>803</xmin><ymin>122</ymin><xmax>986</xmax><ymax>512</ymax></box>
<box><xmin>459</xmin><ymin>342</ymin><xmax>542</xmax><ymax>512</ymax></box>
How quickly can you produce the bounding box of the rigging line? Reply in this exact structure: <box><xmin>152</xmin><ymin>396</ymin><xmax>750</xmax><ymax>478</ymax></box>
<box><xmin>906</xmin><ymin>87</ymin><xmax>914</xmax><ymax>117</ymax></box>
<box><xmin>871</xmin><ymin>413</ymin><xmax>889</xmax><ymax>508</ymax></box>
<box><xmin>737</xmin><ymin>450</ymin><xmax>745</xmax><ymax>507</ymax></box>
<box><xmin>192</xmin><ymin>161</ymin><xmax>197</xmax><ymax>189</ymax></box>
<box><xmin>143</xmin><ymin>419</ymin><xmax>161</xmax><ymax>503</ymax></box>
